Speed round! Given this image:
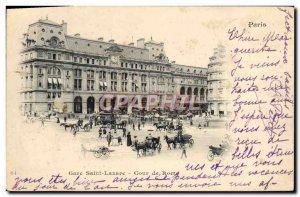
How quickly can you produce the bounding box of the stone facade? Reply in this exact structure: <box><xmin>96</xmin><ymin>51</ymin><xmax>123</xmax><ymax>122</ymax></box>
<box><xmin>207</xmin><ymin>44</ymin><xmax>231</xmax><ymax>117</ymax></box>
<box><xmin>19</xmin><ymin>18</ymin><xmax>208</xmax><ymax>115</ymax></box>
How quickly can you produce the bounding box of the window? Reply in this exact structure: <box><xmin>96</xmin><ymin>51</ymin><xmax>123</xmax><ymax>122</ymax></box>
<box><xmin>48</xmin><ymin>53</ymin><xmax>51</xmax><ymax>59</ymax></box>
<box><xmin>38</xmin><ymin>51</ymin><xmax>43</xmax><ymax>57</ymax></box>
<box><xmin>111</xmin><ymin>81</ymin><xmax>117</xmax><ymax>91</ymax></box>
<box><xmin>122</xmin><ymin>73</ymin><xmax>128</xmax><ymax>80</ymax></box>
<box><xmin>74</xmin><ymin>79</ymin><xmax>82</xmax><ymax>90</ymax></box>
<box><xmin>41</xmin><ymin>37</ymin><xmax>44</xmax><ymax>41</ymax></box>
<box><xmin>74</xmin><ymin>69</ymin><xmax>82</xmax><ymax>77</ymax></box>
<box><xmin>65</xmin><ymin>53</ymin><xmax>70</xmax><ymax>60</ymax></box>
<box><xmin>30</xmin><ymin>53</ymin><xmax>33</xmax><ymax>59</ymax></box>
<box><xmin>50</xmin><ymin>30</ymin><xmax>53</xmax><ymax>33</ymax></box>
<box><xmin>79</xmin><ymin>57</ymin><xmax>82</xmax><ymax>63</ymax></box>
<box><xmin>87</xmin><ymin>58</ymin><xmax>90</xmax><ymax>64</ymax></box>
<box><xmin>38</xmin><ymin>77</ymin><xmax>43</xmax><ymax>88</ymax></box>
<box><xmin>57</xmin><ymin>54</ymin><xmax>61</xmax><ymax>60</ymax></box>
<box><xmin>47</xmin><ymin>67</ymin><xmax>62</xmax><ymax>91</ymax></box>
<box><xmin>91</xmin><ymin>59</ymin><xmax>95</xmax><ymax>64</ymax></box>
<box><xmin>103</xmin><ymin>60</ymin><xmax>106</xmax><ymax>65</ymax></box>
<box><xmin>121</xmin><ymin>62</ymin><xmax>124</xmax><ymax>67</ymax></box>
<box><xmin>111</xmin><ymin>72</ymin><xmax>117</xmax><ymax>80</ymax></box>
<box><xmin>99</xmin><ymin>71</ymin><xmax>106</xmax><ymax>79</ymax></box>
<box><xmin>131</xmin><ymin>64</ymin><xmax>133</xmax><ymax>69</ymax></box>
<box><xmin>87</xmin><ymin>70</ymin><xmax>94</xmax><ymax>78</ymax></box>
<box><xmin>42</xmin><ymin>28</ymin><xmax>45</xmax><ymax>32</ymax></box>
<box><xmin>87</xmin><ymin>80</ymin><xmax>94</xmax><ymax>91</ymax></box>
<box><xmin>74</xmin><ymin>57</ymin><xmax>77</xmax><ymax>62</ymax></box>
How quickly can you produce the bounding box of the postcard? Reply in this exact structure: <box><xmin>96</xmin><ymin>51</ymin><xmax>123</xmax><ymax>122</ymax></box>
<box><xmin>6</xmin><ymin>6</ymin><xmax>295</xmax><ymax>192</ymax></box>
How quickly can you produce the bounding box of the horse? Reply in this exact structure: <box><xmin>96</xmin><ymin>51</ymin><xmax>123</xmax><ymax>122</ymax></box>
<box><xmin>60</xmin><ymin>123</ymin><xmax>77</xmax><ymax>131</ymax></box>
<box><xmin>164</xmin><ymin>135</ymin><xmax>178</xmax><ymax>149</ymax></box>
<box><xmin>153</xmin><ymin>123</ymin><xmax>167</xmax><ymax>131</ymax></box>
<box><xmin>133</xmin><ymin>141</ymin><xmax>146</xmax><ymax>158</ymax></box>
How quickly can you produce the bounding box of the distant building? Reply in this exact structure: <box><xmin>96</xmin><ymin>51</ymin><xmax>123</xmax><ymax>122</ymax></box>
<box><xmin>207</xmin><ymin>44</ymin><xmax>231</xmax><ymax>126</ymax></box>
<box><xmin>19</xmin><ymin>18</ymin><xmax>208</xmax><ymax>115</ymax></box>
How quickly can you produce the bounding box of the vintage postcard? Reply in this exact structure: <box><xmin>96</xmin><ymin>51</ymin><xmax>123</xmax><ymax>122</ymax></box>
<box><xmin>6</xmin><ymin>6</ymin><xmax>295</xmax><ymax>192</ymax></box>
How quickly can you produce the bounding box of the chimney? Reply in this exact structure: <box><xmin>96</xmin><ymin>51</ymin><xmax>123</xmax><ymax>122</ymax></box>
<box><xmin>98</xmin><ymin>37</ymin><xmax>104</xmax><ymax>41</ymax></box>
<box><xmin>74</xmin><ymin>33</ymin><xmax>80</xmax><ymax>38</ymax></box>
<box><xmin>160</xmin><ymin>42</ymin><xmax>164</xmax><ymax>46</ymax></box>
<box><xmin>109</xmin><ymin>39</ymin><xmax>114</xmax><ymax>43</ymax></box>
<box><xmin>137</xmin><ymin>38</ymin><xmax>145</xmax><ymax>48</ymax></box>
<box><xmin>128</xmin><ymin>42</ymin><xmax>134</xmax><ymax>46</ymax></box>
<box><xmin>61</xmin><ymin>20</ymin><xmax>67</xmax><ymax>34</ymax></box>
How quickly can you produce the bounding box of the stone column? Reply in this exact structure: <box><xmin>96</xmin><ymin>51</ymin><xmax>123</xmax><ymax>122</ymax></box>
<box><xmin>32</xmin><ymin>66</ymin><xmax>38</xmax><ymax>89</ymax></box>
<box><xmin>128</xmin><ymin>73</ymin><xmax>132</xmax><ymax>93</ymax></box>
<box><xmin>117</xmin><ymin>72</ymin><xmax>121</xmax><ymax>92</ymax></box>
<box><xmin>107</xmin><ymin>71</ymin><xmax>111</xmax><ymax>92</ymax></box>
<box><xmin>43</xmin><ymin>67</ymin><xmax>47</xmax><ymax>90</ymax></box>
<box><xmin>82</xmin><ymin>69</ymin><xmax>87</xmax><ymax>91</ymax></box>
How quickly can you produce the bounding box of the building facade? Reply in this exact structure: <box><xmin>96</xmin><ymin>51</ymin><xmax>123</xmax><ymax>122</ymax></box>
<box><xmin>19</xmin><ymin>18</ymin><xmax>209</xmax><ymax>115</ymax></box>
<box><xmin>207</xmin><ymin>44</ymin><xmax>231</xmax><ymax>117</ymax></box>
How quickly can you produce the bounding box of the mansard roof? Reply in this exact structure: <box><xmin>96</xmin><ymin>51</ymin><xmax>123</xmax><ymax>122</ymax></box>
<box><xmin>65</xmin><ymin>35</ymin><xmax>150</xmax><ymax>60</ymax></box>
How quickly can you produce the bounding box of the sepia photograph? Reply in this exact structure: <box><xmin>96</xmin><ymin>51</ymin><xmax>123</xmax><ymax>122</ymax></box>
<box><xmin>6</xmin><ymin>6</ymin><xmax>295</xmax><ymax>192</ymax></box>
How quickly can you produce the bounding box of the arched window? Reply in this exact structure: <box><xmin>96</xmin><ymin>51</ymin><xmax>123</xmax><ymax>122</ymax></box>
<box><xmin>187</xmin><ymin>87</ymin><xmax>192</xmax><ymax>95</ymax></box>
<box><xmin>180</xmin><ymin>87</ymin><xmax>185</xmax><ymax>95</ymax></box>
<box><xmin>74</xmin><ymin>96</ymin><xmax>82</xmax><ymax>113</ymax></box>
<box><xmin>194</xmin><ymin>88</ymin><xmax>198</xmax><ymax>95</ymax></box>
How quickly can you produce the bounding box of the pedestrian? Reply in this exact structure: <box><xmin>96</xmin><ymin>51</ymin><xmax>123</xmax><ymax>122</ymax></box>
<box><xmin>127</xmin><ymin>132</ymin><xmax>132</xmax><ymax>146</ymax></box>
<box><xmin>98</xmin><ymin>128</ymin><xmax>103</xmax><ymax>138</ymax></box>
<box><xmin>133</xmin><ymin>136</ymin><xmax>138</xmax><ymax>146</ymax></box>
<box><xmin>138</xmin><ymin>122</ymin><xmax>141</xmax><ymax>130</ymax></box>
<box><xmin>132</xmin><ymin>123</ymin><xmax>135</xmax><ymax>131</ymax></box>
<box><xmin>181</xmin><ymin>144</ymin><xmax>187</xmax><ymax>159</ymax></box>
<box><xmin>142</xmin><ymin>120</ymin><xmax>145</xmax><ymax>127</ymax></box>
<box><xmin>64</xmin><ymin>116</ymin><xmax>67</xmax><ymax>123</ymax></box>
<box><xmin>89</xmin><ymin>118</ymin><xmax>93</xmax><ymax>129</ymax></box>
<box><xmin>41</xmin><ymin>118</ymin><xmax>45</xmax><ymax>127</ymax></box>
<box><xmin>122</xmin><ymin>128</ymin><xmax>127</xmax><ymax>138</ymax></box>
<box><xmin>73</xmin><ymin>129</ymin><xmax>77</xmax><ymax>137</ymax></box>
<box><xmin>57</xmin><ymin>117</ymin><xmax>60</xmax><ymax>123</ymax></box>
<box><xmin>190</xmin><ymin>119</ymin><xmax>193</xmax><ymax>126</ymax></box>
<box><xmin>198</xmin><ymin>124</ymin><xmax>202</xmax><ymax>129</ymax></box>
<box><xmin>107</xmin><ymin>132</ymin><xmax>112</xmax><ymax>147</ymax></box>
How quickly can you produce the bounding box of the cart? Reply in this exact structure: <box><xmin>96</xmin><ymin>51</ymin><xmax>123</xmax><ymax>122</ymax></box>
<box><xmin>82</xmin><ymin>145</ymin><xmax>115</xmax><ymax>159</ymax></box>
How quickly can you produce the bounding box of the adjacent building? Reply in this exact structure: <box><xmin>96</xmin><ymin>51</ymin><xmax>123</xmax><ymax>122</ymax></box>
<box><xmin>207</xmin><ymin>44</ymin><xmax>231</xmax><ymax>126</ymax></box>
<box><xmin>19</xmin><ymin>18</ymin><xmax>209</xmax><ymax>115</ymax></box>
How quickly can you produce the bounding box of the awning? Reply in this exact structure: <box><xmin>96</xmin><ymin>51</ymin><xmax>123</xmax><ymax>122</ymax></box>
<box><xmin>135</xmin><ymin>84</ymin><xmax>139</xmax><ymax>88</ymax></box>
<box><xmin>103</xmin><ymin>82</ymin><xmax>107</xmax><ymax>86</ymax></box>
<box><xmin>57</xmin><ymin>78</ymin><xmax>62</xmax><ymax>85</ymax></box>
<box><xmin>47</xmin><ymin>78</ymin><xmax>52</xmax><ymax>84</ymax></box>
<box><xmin>99</xmin><ymin>82</ymin><xmax>103</xmax><ymax>87</ymax></box>
<box><xmin>52</xmin><ymin>78</ymin><xmax>58</xmax><ymax>85</ymax></box>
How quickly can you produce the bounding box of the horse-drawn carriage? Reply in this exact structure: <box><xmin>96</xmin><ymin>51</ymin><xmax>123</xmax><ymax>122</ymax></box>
<box><xmin>164</xmin><ymin>134</ymin><xmax>194</xmax><ymax>149</ymax></box>
<box><xmin>207</xmin><ymin>145</ymin><xmax>226</xmax><ymax>161</ymax></box>
<box><xmin>207</xmin><ymin>135</ymin><xmax>232</xmax><ymax>161</ymax></box>
<box><xmin>81</xmin><ymin>145</ymin><xmax>115</xmax><ymax>159</ymax></box>
<box><xmin>95</xmin><ymin>114</ymin><xmax>116</xmax><ymax>128</ymax></box>
<box><xmin>60</xmin><ymin>119</ymin><xmax>91</xmax><ymax>132</ymax></box>
<box><xmin>133</xmin><ymin>136</ymin><xmax>162</xmax><ymax>157</ymax></box>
